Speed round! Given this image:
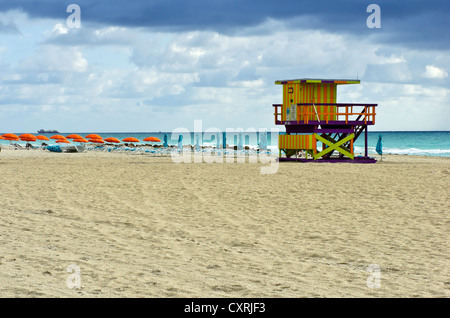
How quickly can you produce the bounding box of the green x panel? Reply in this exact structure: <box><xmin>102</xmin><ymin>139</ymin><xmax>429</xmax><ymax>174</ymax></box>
<box><xmin>313</xmin><ymin>133</ymin><xmax>355</xmax><ymax>160</ymax></box>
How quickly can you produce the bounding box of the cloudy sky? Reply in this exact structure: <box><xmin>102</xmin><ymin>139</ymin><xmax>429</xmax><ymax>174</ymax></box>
<box><xmin>0</xmin><ymin>0</ymin><xmax>449</xmax><ymax>132</ymax></box>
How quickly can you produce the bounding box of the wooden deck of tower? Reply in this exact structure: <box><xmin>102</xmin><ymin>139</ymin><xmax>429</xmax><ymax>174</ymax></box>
<box><xmin>273</xmin><ymin>78</ymin><xmax>378</xmax><ymax>163</ymax></box>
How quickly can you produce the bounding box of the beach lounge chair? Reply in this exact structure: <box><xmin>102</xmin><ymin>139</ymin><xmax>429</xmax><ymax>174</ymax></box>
<box><xmin>64</xmin><ymin>146</ymin><xmax>79</xmax><ymax>153</ymax></box>
<box><xmin>75</xmin><ymin>144</ymin><xmax>86</xmax><ymax>152</ymax></box>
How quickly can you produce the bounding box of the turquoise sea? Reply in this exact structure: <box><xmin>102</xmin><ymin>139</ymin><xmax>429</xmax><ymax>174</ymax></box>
<box><xmin>1</xmin><ymin>131</ymin><xmax>449</xmax><ymax>158</ymax></box>
<box><xmin>353</xmin><ymin>131</ymin><xmax>450</xmax><ymax>158</ymax></box>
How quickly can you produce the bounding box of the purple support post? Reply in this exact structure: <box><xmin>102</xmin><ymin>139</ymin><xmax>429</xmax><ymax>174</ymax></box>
<box><xmin>365</xmin><ymin>126</ymin><xmax>368</xmax><ymax>157</ymax></box>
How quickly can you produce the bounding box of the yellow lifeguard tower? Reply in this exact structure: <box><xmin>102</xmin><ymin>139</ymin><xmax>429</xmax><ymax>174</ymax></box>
<box><xmin>273</xmin><ymin>78</ymin><xmax>377</xmax><ymax>163</ymax></box>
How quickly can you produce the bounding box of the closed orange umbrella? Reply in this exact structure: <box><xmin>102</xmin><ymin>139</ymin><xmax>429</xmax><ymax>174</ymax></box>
<box><xmin>104</xmin><ymin>137</ymin><xmax>120</xmax><ymax>143</ymax></box>
<box><xmin>122</xmin><ymin>137</ymin><xmax>140</xmax><ymax>143</ymax></box>
<box><xmin>86</xmin><ymin>134</ymin><xmax>102</xmax><ymax>139</ymax></box>
<box><xmin>143</xmin><ymin>137</ymin><xmax>161</xmax><ymax>142</ymax></box>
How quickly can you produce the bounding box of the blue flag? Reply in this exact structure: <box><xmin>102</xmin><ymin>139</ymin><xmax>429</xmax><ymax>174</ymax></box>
<box><xmin>376</xmin><ymin>135</ymin><xmax>382</xmax><ymax>155</ymax></box>
<box><xmin>177</xmin><ymin>134</ymin><xmax>183</xmax><ymax>149</ymax></box>
<box><xmin>222</xmin><ymin>132</ymin><xmax>227</xmax><ymax>149</ymax></box>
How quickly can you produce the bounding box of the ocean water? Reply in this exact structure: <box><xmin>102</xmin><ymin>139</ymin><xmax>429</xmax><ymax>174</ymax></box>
<box><xmin>1</xmin><ymin>131</ymin><xmax>449</xmax><ymax>158</ymax></box>
<box><xmin>353</xmin><ymin>131</ymin><xmax>450</xmax><ymax>158</ymax></box>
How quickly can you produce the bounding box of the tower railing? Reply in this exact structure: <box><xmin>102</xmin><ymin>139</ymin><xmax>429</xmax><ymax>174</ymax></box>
<box><xmin>273</xmin><ymin>103</ymin><xmax>377</xmax><ymax>125</ymax></box>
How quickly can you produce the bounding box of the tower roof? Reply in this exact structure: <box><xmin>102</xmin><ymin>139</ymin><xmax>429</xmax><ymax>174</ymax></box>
<box><xmin>275</xmin><ymin>78</ymin><xmax>360</xmax><ymax>85</ymax></box>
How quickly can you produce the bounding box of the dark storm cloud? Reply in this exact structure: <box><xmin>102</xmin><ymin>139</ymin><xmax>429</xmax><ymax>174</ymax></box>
<box><xmin>0</xmin><ymin>0</ymin><xmax>449</xmax><ymax>49</ymax></box>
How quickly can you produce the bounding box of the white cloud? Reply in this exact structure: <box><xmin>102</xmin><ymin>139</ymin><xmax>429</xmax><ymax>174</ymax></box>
<box><xmin>52</xmin><ymin>23</ymin><xmax>68</xmax><ymax>35</ymax></box>
<box><xmin>20</xmin><ymin>46</ymin><xmax>88</xmax><ymax>73</ymax></box>
<box><xmin>228</xmin><ymin>78</ymin><xmax>266</xmax><ymax>88</ymax></box>
<box><xmin>45</xmin><ymin>24</ymin><xmax>134</xmax><ymax>47</ymax></box>
<box><xmin>422</xmin><ymin>65</ymin><xmax>448</xmax><ymax>79</ymax></box>
<box><xmin>372</xmin><ymin>53</ymin><xmax>407</xmax><ymax>65</ymax></box>
<box><xmin>360</xmin><ymin>82</ymin><xmax>450</xmax><ymax>131</ymax></box>
<box><xmin>1</xmin><ymin>15</ymin><xmax>449</xmax><ymax>132</ymax></box>
<box><xmin>131</xmin><ymin>28</ymin><xmax>380</xmax><ymax>86</ymax></box>
<box><xmin>131</xmin><ymin>67</ymin><xmax>200</xmax><ymax>96</ymax></box>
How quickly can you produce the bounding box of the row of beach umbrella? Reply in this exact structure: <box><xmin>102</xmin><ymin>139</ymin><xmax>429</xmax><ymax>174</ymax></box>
<box><xmin>0</xmin><ymin>133</ymin><xmax>162</xmax><ymax>145</ymax></box>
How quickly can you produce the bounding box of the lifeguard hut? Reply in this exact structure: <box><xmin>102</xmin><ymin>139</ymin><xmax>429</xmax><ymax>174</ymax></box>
<box><xmin>273</xmin><ymin>78</ymin><xmax>377</xmax><ymax>163</ymax></box>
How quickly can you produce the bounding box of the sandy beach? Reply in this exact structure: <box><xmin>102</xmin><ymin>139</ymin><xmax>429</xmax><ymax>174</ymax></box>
<box><xmin>0</xmin><ymin>147</ymin><xmax>448</xmax><ymax>298</ymax></box>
